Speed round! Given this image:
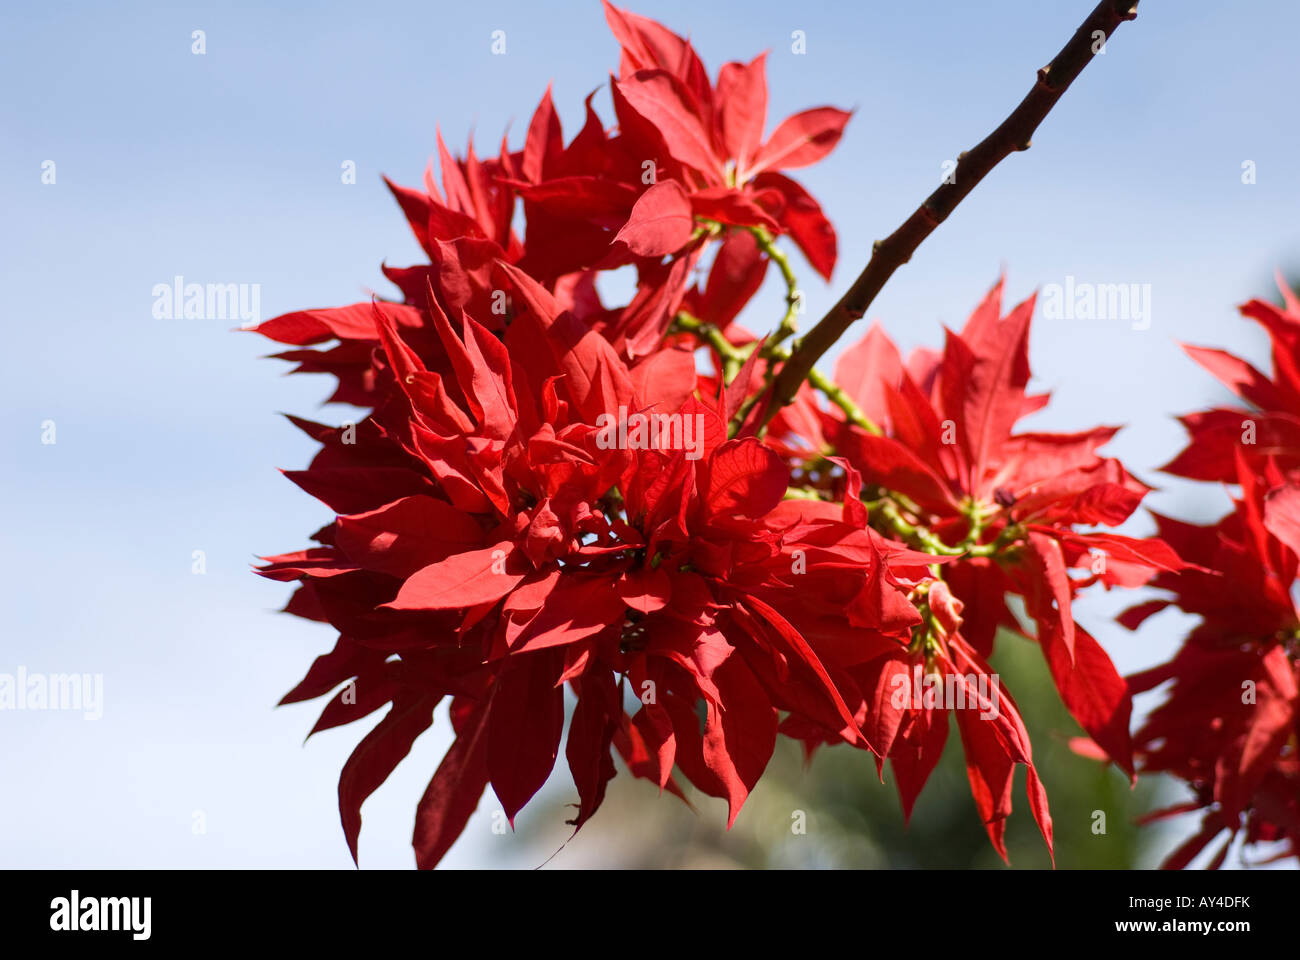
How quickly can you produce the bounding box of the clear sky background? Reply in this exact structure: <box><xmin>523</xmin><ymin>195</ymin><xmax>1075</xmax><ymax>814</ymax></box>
<box><xmin>3</xmin><ymin>0</ymin><xmax>1298</xmax><ymax>868</ymax></box>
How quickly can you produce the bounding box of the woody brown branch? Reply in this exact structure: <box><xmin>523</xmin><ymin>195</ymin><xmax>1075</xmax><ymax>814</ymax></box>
<box><xmin>762</xmin><ymin>0</ymin><xmax>1140</xmax><ymax>424</ymax></box>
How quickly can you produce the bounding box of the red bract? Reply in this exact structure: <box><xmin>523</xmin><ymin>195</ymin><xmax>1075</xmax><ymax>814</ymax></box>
<box><xmin>252</xmin><ymin>2</ymin><xmax>1200</xmax><ymax>869</ymax></box>
<box><xmin>260</xmin><ymin>272</ymin><xmax>927</xmax><ymax>865</ymax></box>
<box><xmin>806</xmin><ymin>280</ymin><xmax>1188</xmax><ymax>781</ymax></box>
<box><xmin>601</xmin><ymin>0</ymin><xmax>848</xmax><ymax>279</ymax></box>
<box><xmin>1123</xmin><ymin>279</ymin><xmax>1300</xmax><ymax>869</ymax></box>
<box><xmin>1163</xmin><ymin>275</ymin><xmax>1300</xmax><ymax>482</ymax></box>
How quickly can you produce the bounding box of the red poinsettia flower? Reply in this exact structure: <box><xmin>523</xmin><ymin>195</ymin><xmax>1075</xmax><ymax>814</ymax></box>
<box><xmin>1124</xmin><ymin>453</ymin><xmax>1300</xmax><ymax>867</ymax></box>
<box><xmin>1112</xmin><ymin>277</ymin><xmax>1300</xmax><ymax>868</ymax></box>
<box><xmin>258</xmin><ymin>252</ymin><xmax>940</xmax><ymax>866</ymax></box>
<box><xmin>601</xmin><ymin>0</ymin><xmax>848</xmax><ymax>278</ymax></box>
<box><xmin>251</xmin><ymin>1</ymin><xmax>1204</xmax><ymax>871</ymax></box>
<box><xmin>1163</xmin><ymin>274</ymin><xmax>1300</xmax><ymax>482</ymax></box>
<box><xmin>785</xmin><ymin>279</ymin><xmax>1192</xmax><ymax>780</ymax></box>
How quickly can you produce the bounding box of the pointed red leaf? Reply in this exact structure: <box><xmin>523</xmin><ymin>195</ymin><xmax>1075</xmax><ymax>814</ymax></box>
<box><xmin>339</xmin><ymin>695</ymin><xmax>439</xmax><ymax>864</ymax></box>
<box><xmin>613</xmin><ymin>179</ymin><xmax>695</xmax><ymax>256</ymax></box>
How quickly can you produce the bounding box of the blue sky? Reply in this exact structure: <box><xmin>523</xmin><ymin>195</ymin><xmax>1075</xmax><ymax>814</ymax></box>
<box><xmin>3</xmin><ymin>0</ymin><xmax>1298</xmax><ymax>868</ymax></box>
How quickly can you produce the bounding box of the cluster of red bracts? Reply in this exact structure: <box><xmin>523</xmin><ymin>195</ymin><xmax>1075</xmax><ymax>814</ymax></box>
<box><xmin>1122</xmin><ymin>276</ymin><xmax>1300</xmax><ymax>869</ymax></box>
<box><xmin>252</xmin><ymin>3</ymin><xmax>1219</xmax><ymax>869</ymax></box>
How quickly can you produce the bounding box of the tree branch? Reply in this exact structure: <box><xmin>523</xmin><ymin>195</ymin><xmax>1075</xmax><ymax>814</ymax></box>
<box><xmin>763</xmin><ymin>0</ymin><xmax>1140</xmax><ymax>423</ymax></box>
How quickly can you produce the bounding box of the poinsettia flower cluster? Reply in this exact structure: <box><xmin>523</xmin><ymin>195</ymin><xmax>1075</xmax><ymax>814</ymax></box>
<box><xmin>1121</xmin><ymin>276</ymin><xmax>1300</xmax><ymax>869</ymax></box>
<box><xmin>252</xmin><ymin>2</ymin><xmax>1187</xmax><ymax>868</ymax></box>
<box><xmin>759</xmin><ymin>280</ymin><xmax>1188</xmax><ymax>858</ymax></box>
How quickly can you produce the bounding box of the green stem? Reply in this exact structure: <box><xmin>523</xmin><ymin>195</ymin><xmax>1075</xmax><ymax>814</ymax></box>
<box><xmin>876</xmin><ymin>499</ymin><xmax>1019</xmax><ymax>558</ymax></box>
<box><xmin>684</xmin><ymin>222</ymin><xmax>883</xmax><ymax>436</ymax></box>
<box><xmin>748</xmin><ymin>225</ymin><xmax>802</xmax><ymax>353</ymax></box>
<box><xmin>805</xmin><ymin>365</ymin><xmax>882</xmax><ymax>435</ymax></box>
<box><xmin>672</xmin><ymin>311</ymin><xmax>749</xmax><ymax>382</ymax></box>
<box><xmin>672</xmin><ymin>311</ymin><xmax>882</xmax><ymax>435</ymax></box>
<box><xmin>877</xmin><ymin>500</ymin><xmax>968</xmax><ymax>556</ymax></box>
